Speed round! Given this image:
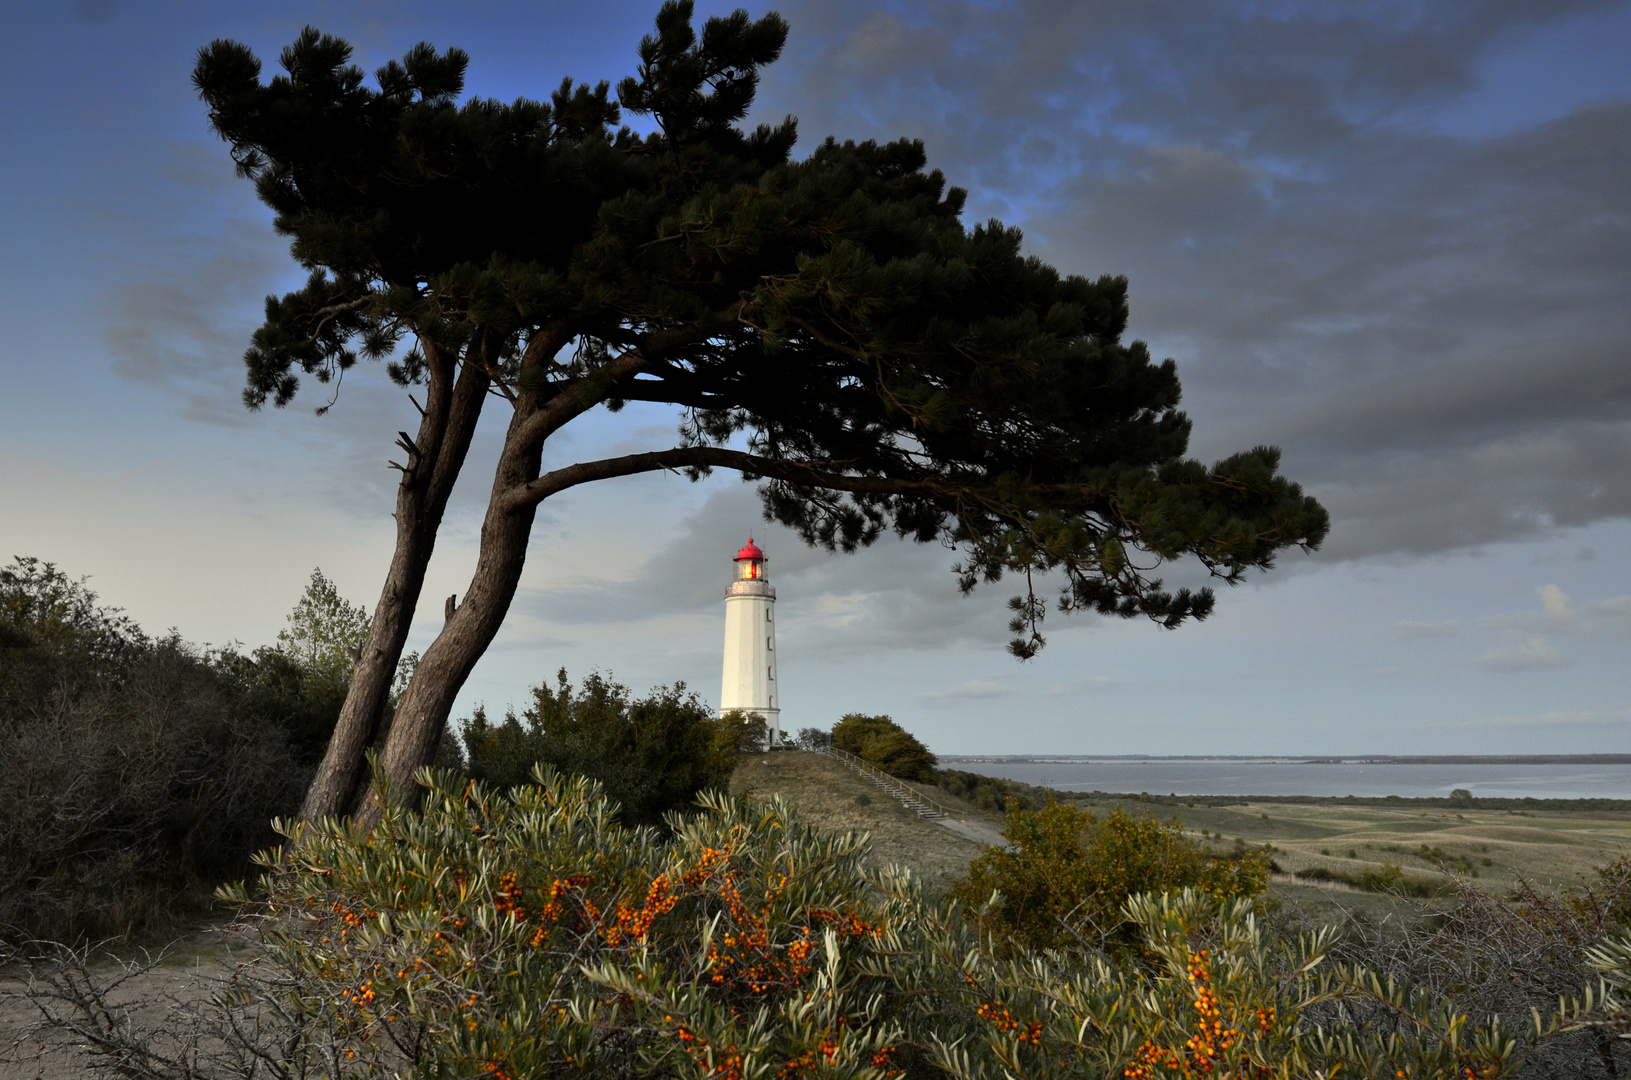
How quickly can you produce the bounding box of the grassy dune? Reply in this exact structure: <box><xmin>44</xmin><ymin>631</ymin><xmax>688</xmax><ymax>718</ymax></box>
<box><xmin>730</xmin><ymin>751</ymin><xmax>995</xmax><ymax>886</ymax></box>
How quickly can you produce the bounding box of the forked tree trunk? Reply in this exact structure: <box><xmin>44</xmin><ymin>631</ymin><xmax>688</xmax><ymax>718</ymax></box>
<box><xmin>298</xmin><ymin>346</ymin><xmax>489</xmax><ymax>822</ymax></box>
<box><xmin>358</xmin><ymin>334</ymin><xmax>695</xmax><ymax>821</ymax></box>
<box><xmin>359</xmin><ymin>400</ymin><xmax>544</xmax><ymax>824</ymax></box>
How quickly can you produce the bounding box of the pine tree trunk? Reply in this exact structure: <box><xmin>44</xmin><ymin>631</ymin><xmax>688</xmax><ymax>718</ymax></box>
<box><xmin>298</xmin><ymin>347</ymin><xmax>489</xmax><ymax>822</ymax></box>
<box><xmin>359</xmin><ymin>402</ymin><xmax>545</xmax><ymax>823</ymax></box>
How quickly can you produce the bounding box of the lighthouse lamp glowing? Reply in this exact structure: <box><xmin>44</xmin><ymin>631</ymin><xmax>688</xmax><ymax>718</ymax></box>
<box><xmin>719</xmin><ymin>537</ymin><xmax>780</xmax><ymax>747</ymax></box>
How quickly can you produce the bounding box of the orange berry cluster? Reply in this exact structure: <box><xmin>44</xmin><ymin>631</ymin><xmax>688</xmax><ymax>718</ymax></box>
<box><xmin>977</xmin><ymin>1000</ymin><xmax>1043</xmax><ymax>1044</ymax></box>
<box><xmin>808</xmin><ymin>907</ymin><xmax>882</xmax><ymax>940</ymax></box>
<box><xmin>491</xmin><ymin>872</ymin><xmax>527</xmax><ymax>921</ymax></box>
<box><xmin>325</xmin><ymin>899</ymin><xmax>375</xmax><ymax>937</ymax></box>
<box><xmin>1124</xmin><ymin>1039</ymin><xmax>1183</xmax><ymax>1079</ymax></box>
<box><xmin>345</xmin><ymin>978</ymin><xmax>376</xmax><ymax>1006</ymax></box>
<box><xmin>1254</xmin><ymin>1005</ymin><xmax>1275</xmax><ymax>1035</ymax></box>
<box><xmin>1183</xmin><ymin>949</ymin><xmax>1241</xmax><ymax>1072</ymax></box>
<box><xmin>606</xmin><ymin>871</ymin><xmax>683</xmax><ymax>945</ymax></box>
<box><xmin>675</xmin><ymin>1023</ymin><xmax>746</xmax><ymax>1080</ymax></box>
<box><xmin>1122</xmin><ymin>948</ymin><xmax>1283</xmax><ymax>1080</ymax></box>
<box><xmin>528</xmin><ymin>874</ymin><xmax>598</xmax><ymax>945</ymax></box>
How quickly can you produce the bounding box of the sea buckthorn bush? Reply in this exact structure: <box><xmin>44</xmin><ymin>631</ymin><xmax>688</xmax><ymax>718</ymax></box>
<box><xmin>920</xmin><ymin>891</ymin><xmax>1527</xmax><ymax>1080</ymax></box>
<box><xmin>227</xmin><ymin>767</ymin><xmax>916</xmax><ymax>1078</ymax></box>
<box><xmin>210</xmin><ymin>768</ymin><xmax>1551</xmax><ymax>1079</ymax></box>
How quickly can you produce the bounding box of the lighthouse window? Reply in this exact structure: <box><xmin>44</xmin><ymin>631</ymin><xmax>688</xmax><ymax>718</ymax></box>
<box><xmin>768</xmin><ymin>666</ymin><xmax>774</xmax><ymax>681</ymax></box>
<box><xmin>767</xmin><ymin>636</ymin><xmax>772</xmax><ymax>650</ymax></box>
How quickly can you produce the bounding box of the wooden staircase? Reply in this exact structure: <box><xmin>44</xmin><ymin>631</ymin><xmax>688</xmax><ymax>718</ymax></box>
<box><xmin>822</xmin><ymin>746</ymin><xmax>960</xmax><ymax>820</ymax></box>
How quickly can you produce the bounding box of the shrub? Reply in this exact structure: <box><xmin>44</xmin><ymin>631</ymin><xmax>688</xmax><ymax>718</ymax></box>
<box><xmin>101</xmin><ymin>769</ymin><xmax>1540</xmax><ymax>1080</ymax></box>
<box><xmin>460</xmin><ymin>668</ymin><xmax>761</xmax><ymax>827</ymax></box>
<box><xmin>831</xmin><ymin>713</ymin><xmax>936</xmax><ymax>781</ymax></box>
<box><xmin>1295</xmin><ymin>862</ymin><xmax>1442</xmax><ymax>898</ymax></box>
<box><xmin>794</xmin><ymin>726</ymin><xmax>832</xmax><ymax>751</ymax></box>
<box><xmin>0</xmin><ymin>559</ymin><xmax>314</xmax><ymax>942</ymax></box>
<box><xmin>952</xmin><ymin>799</ymin><xmax>1271</xmax><ymax>952</ymax></box>
<box><xmin>1297</xmin><ymin>868</ymin><xmax>1631</xmax><ymax>1077</ymax></box>
<box><xmin>933</xmin><ymin>767</ymin><xmax>1047</xmax><ymax>813</ymax></box>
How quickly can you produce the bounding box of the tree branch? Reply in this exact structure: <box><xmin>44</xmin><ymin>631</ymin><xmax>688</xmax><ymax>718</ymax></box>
<box><xmin>498</xmin><ymin>445</ymin><xmax>945</xmax><ymax>514</ymax></box>
<box><xmin>511</xmin><ymin>327</ymin><xmax>706</xmax><ymax>448</ymax></box>
<box><xmin>307</xmin><ymin>294</ymin><xmax>378</xmax><ymax>342</ymax></box>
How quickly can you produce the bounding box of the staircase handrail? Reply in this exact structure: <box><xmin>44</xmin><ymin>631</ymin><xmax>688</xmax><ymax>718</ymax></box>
<box><xmin>820</xmin><ymin>746</ymin><xmax>963</xmax><ymax>819</ymax></box>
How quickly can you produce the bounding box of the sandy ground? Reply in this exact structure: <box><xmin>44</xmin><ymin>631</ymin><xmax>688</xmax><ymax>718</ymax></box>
<box><xmin>935</xmin><ymin>816</ymin><xmax>1007</xmax><ymax>846</ymax></box>
<box><xmin>0</xmin><ymin>930</ymin><xmax>240</xmax><ymax>1080</ymax></box>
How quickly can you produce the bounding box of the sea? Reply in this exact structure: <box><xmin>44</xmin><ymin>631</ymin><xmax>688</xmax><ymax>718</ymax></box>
<box><xmin>944</xmin><ymin>759</ymin><xmax>1631</xmax><ymax>800</ymax></box>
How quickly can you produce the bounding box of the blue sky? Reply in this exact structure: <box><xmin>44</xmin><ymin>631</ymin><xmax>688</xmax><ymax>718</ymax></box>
<box><xmin>3</xmin><ymin>0</ymin><xmax>1629</xmax><ymax>755</ymax></box>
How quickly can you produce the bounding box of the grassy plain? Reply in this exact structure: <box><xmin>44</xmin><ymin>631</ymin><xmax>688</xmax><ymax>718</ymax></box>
<box><xmin>1077</xmin><ymin>792</ymin><xmax>1631</xmax><ymax>926</ymax></box>
<box><xmin>1088</xmin><ymin>795</ymin><xmax>1631</xmax><ymax>892</ymax></box>
<box><xmin>734</xmin><ymin>752</ymin><xmax>1631</xmax><ymax>925</ymax></box>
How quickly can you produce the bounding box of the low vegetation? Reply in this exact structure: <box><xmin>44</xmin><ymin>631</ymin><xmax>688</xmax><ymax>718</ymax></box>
<box><xmin>0</xmin><ymin>559</ymin><xmax>337</xmax><ymax>943</ymax></box>
<box><xmin>10</xmin><ymin>567</ymin><xmax>1631</xmax><ymax>1076</ymax></box>
<box><xmin>954</xmin><ymin>799</ymin><xmax>1272</xmax><ymax>952</ymax></box>
<box><xmin>932</xmin><ymin>768</ymin><xmax>1048</xmax><ymax>814</ymax></box>
<box><xmin>1294</xmin><ymin>862</ymin><xmax>1441</xmax><ymax>897</ymax></box>
<box><xmin>20</xmin><ymin>767</ymin><xmax>1594</xmax><ymax>1079</ymax></box>
<box><xmin>821</xmin><ymin>716</ymin><xmax>1050</xmax><ymax>815</ymax></box>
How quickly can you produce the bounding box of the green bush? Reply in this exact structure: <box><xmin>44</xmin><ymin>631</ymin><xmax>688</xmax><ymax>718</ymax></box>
<box><xmin>203</xmin><ymin>769</ymin><xmax>1537</xmax><ymax>1079</ymax></box>
<box><xmin>831</xmin><ymin>713</ymin><xmax>936</xmax><ymax>782</ymax></box>
<box><xmin>460</xmin><ymin>668</ymin><xmax>761</xmax><ymax>827</ymax></box>
<box><xmin>952</xmin><ymin>799</ymin><xmax>1271</xmax><ymax>952</ymax></box>
<box><xmin>933</xmin><ymin>767</ymin><xmax>1047</xmax><ymax>813</ymax></box>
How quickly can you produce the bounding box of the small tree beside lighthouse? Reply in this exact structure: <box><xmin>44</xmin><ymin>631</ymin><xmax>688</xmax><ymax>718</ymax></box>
<box><xmin>720</xmin><ymin>538</ymin><xmax>779</xmax><ymax>747</ymax></box>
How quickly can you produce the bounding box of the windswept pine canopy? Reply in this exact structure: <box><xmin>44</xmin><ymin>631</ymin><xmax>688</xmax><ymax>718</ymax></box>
<box><xmin>194</xmin><ymin>1</ymin><xmax>1327</xmax><ymax>815</ymax></box>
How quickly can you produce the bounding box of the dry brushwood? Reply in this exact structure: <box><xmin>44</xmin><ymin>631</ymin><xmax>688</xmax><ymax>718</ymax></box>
<box><xmin>1278</xmin><ymin>871</ymin><xmax>1631</xmax><ymax>1079</ymax></box>
<box><xmin>0</xmin><ymin>930</ymin><xmax>410</xmax><ymax>1080</ymax></box>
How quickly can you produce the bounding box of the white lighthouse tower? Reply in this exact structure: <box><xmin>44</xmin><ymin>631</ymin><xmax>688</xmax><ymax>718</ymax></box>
<box><xmin>720</xmin><ymin>537</ymin><xmax>780</xmax><ymax>746</ymax></box>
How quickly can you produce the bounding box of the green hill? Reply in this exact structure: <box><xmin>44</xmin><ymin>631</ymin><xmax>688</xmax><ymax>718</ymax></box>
<box><xmin>731</xmin><ymin>750</ymin><xmax>999</xmax><ymax>886</ymax></box>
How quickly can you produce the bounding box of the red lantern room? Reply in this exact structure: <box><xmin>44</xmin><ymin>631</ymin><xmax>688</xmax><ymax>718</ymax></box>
<box><xmin>733</xmin><ymin>537</ymin><xmax>767</xmax><ymax>580</ymax></box>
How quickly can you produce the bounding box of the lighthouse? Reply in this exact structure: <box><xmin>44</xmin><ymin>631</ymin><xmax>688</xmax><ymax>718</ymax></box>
<box><xmin>720</xmin><ymin>537</ymin><xmax>780</xmax><ymax>746</ymax></box>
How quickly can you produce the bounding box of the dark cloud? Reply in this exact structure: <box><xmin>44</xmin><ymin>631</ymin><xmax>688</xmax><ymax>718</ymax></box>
<box><xmin>98</xmin><ymin>144</ymin><xmax>455</xmax><ymax>522</ymax></box>
<box><xmin>105</xmin><ymin>217</ymin><xmax>284</xmax><ymax>429</ymax></box>
<box><xmin>757</xmin><ymin>0</ymin><xmax>1631</xmax><ymax>560</ymax></box>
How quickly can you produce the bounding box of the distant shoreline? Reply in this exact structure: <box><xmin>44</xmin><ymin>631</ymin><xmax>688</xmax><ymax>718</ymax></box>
<box><xmin>938</xmin><ymin>755</ymin><xmax>1631</xmax><ymax>766</ymax></box>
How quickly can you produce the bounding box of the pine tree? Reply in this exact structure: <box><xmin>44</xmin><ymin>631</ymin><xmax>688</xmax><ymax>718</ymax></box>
<box><xmin>193</xmin><ymin>1</ymin><xmax>1328</xmax><ymax>820</ymax></box>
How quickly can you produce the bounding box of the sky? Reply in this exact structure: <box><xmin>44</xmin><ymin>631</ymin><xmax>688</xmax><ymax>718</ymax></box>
<box><xmin>2</xmin><ymin>0</ymin><xmax>1628</xmax><ymax>756</ymax></box>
